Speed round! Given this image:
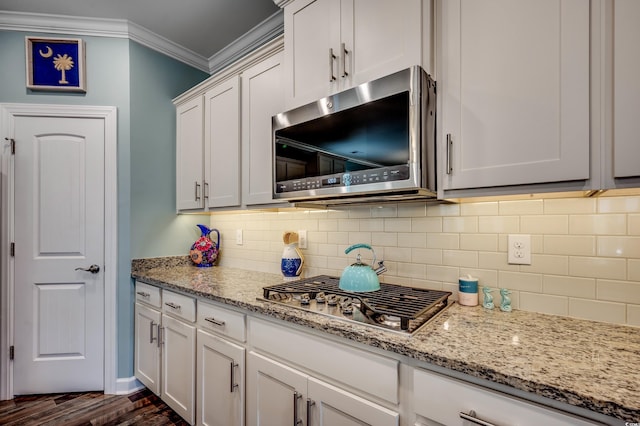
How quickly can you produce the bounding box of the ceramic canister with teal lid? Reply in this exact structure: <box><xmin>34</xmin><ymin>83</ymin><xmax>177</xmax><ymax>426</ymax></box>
<box><xmin>458</xmin><ymin>275</ymin><xmax>479</xmax><ymax>306</ymax></box>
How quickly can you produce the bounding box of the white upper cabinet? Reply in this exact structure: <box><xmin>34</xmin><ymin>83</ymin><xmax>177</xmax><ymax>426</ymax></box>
<box><xmin>242</xmin><ymin>51</ymin><xmax>286</xmax><ymax>206</ymax></box>
<box><xmin>284</xmin><ymin>0</ymin><xmax>423</xmax><ymax>109</ymax></box>
<box><xmin>204</xmin><ymin>76</ymin><xmax>241</xmax><ymax>208</ymax></box>
<box><xmin>440</xmin><ymin>0</ymin><xmax>590</xmax><ymax>191</ymax></box>
<box><xmin>612</xmin><ymin>0</ymin><xmax>640</xmax><ymax>180</ymax></box>
<box><xmin>176</xmin><ymin>97</ymin><xmax>204</xmax><ymax>211</ymax></box>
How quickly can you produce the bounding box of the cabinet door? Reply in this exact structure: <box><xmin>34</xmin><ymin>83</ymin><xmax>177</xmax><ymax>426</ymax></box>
<box><xmin>284</xmin><ymin>0</ymin><xmax>341</xmax><ymax>108</ymax></box>
<box><xmin>345</xmin><ymin>0</ymin><xmax>422</xmax><ymax>88</ymax></box>
<box><xmin>241</xmin><ymin>51</ymin><xmax>286</xmax><ymax>206</ymax></box>
<box><xmin>307</xmin><ymin>377</ymin><xmax>399</xmax><ymax>426</ymax></box>
<box><xmin>176</xmin><ymin>97</ymin><xmax>204</xmax><ymax>210</ymax></box>
<box><xmin>134</xmin><ymin>303</ymin><xmax>161</xmax><ymax>396</ymax></box>
<box><xmin>162</xmin><ymin>315</ymin><xmax>196</xmax><ymax>425</ymax></box>
<box><xmin>196</xmin><ymin>330</ymin><xmax>244</xmax><ymax>426</ymax></box>
<box><xmin>613</xmin><ymin>0</ymin><xmax>640</xmax><ymax>178</ymax></box>
<box><xmin>204</xmin><ymin>76</ymin><xmax>241</xmax><ymax>208</ymax></box>
<box><xmin>441</xmin><ymin>0</ymin><xmax>590</xmax><ymax>190</ymax></box>
<box><xmin>246</xmin><ymin>351</ymin><xmax>308</xmax><ymax>426</ymax></box>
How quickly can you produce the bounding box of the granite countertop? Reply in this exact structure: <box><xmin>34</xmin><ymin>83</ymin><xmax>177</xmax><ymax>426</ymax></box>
<box><xmin>132</xmin><ymin>257</ymin><xmax>640</xmax><ymax>423</ymax></box>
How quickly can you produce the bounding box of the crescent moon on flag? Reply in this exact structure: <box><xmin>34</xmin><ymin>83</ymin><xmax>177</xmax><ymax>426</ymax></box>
<box><xmin>39</xmin><ymin>46</ymin><xmax>53</xmax><ymax>58</ymax></box>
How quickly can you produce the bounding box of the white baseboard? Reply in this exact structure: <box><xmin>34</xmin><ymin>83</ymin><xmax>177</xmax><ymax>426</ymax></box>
<box><xmin>113</xmin><ymin>376</ymin><xmax>145</xmax><ymax>395</ymax></box>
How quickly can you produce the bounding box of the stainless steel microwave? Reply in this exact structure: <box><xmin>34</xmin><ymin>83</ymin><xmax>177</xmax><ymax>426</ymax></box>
<box><xmin>272</xmin><ymin>66</ymin><xmax>436</xmax><ymax>205</ymax></box>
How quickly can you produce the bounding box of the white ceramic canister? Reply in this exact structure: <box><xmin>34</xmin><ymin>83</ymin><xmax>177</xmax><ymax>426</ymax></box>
<box><xmin>458</xmin><ymin>275</ymin><xmax>479</xmax><ymax>306</ymax></box>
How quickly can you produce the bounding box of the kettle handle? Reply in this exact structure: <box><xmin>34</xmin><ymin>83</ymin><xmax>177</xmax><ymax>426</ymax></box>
<box><xmin>344</xmin><ymin>243</ymin><xmax>376</xmax><ymax>266</ymax></box>
<box><xmin>210</xmin><ymin>228</ymin><xmax>220</xmax><ymax>249</ymax></box>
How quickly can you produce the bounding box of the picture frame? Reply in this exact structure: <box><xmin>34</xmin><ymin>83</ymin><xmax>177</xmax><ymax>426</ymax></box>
<box><xmin>25</xmin><ymin>36</ymin><xmax>86</xmax><ymax>92</ymax></box>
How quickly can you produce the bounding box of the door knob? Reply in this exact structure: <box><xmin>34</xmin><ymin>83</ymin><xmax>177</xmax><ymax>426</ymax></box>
<box><xmin>75</xmin><ymin>264</ymin><xmax>100</xmax><ymax>274</ymax></box>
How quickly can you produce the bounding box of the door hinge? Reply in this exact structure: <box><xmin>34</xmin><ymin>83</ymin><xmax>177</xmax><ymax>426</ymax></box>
<box><xmin>9</xmin><ymin>346</ymin><xmax>14</xmax><ymax>360</ymax></box>
<box><xmin>10</xmin><ymin>242</ymin><xmax>15</xmax><ymax>257</ymax></box>
<box><xmin>4</xmin><ymin>137</ymin><xmax>15</xmax><ymax>155</ymax></box>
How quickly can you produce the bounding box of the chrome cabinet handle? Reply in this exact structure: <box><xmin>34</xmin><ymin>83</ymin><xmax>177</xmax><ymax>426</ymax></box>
<box><xmin>195</xmin><ymin>181</ymin><xmax>201</xmax><ymax>201</ymax></box>
<box><xmin>149</xmin><ymin>320</ymin><xmax>157</xmax><ymax>344</ymax></box>
<box><xmin>459</xmin><ymin>410</ymin><xmax>497</xmax><ymax>426</ymax></box>
<box><xmin>329</xmin><ymin>48</ymin><xmax>337</xmax><ymax>82</ymax></box>
<box><xmin>340</xmin><ymin>42</ymin><xmax>349</xmax><ymax>78</ymax></box>
<box><xmin>204</xmin><ymin>181</ymin><xmax>209</xmax><ymax>200</ymax></box>
<box><xmin>75</xmin><ymin>264</ymin><xmax>100</xmax><ymax>274</ymax></box>
<box><xmin>157</xmin><ymin>325</ymin><xmax>163</xmax><ymax>347</ymax></box>
<box><xmin>205</xmin><ymin>317</ymin><xmax>225</xmax><ymax>327</ymax></box>
<box><xmin>165</xmin><ymin>302</ymin><xmax>181</xmax><ymax>310</ymax></box>
<box><xmin>306</xmin><ymin>398</ymin><xmax>315</xmax><ymax>426</ymax></box>
<box><xmin>136</xmin><ymin>291</ymin><xmax>150</xmax><ymax>298</ymax></box>
<box><xmin>446</xmin><ymin>133</ymin><xmax>453</xmax><ymax>174</ymax></box>
<box><xmin>293</xmin><ymin>391</ymin><xmax>302</xmax><ymax>426</ymax></box>
<box><xmin>230</xmin><ymin>361</ymin><xmax>239</xmax><ymax>393</ymax></box>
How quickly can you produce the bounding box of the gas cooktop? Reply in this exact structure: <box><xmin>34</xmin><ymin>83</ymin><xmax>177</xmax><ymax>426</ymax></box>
<box><xmin>260</xmin><ymin>275</ymin><xmax>452</xmax><ymax>335</ymax></box>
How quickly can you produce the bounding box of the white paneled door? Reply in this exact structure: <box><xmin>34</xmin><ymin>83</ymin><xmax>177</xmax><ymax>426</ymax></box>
<box><xmin>13</xmin><ymin>114</ymin><xmax>105</xmax><ymax>394</ymax></box>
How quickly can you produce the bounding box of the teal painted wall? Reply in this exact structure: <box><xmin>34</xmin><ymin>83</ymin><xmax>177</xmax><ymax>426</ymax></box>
<box><xmin>0</xmin><ymin>30</ymin><xmax>208</xmax><ymax>378</ymax></box>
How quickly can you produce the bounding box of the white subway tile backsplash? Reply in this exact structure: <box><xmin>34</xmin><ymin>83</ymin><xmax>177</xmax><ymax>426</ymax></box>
<box><xmin>478</xmin><ymin>216</ymin><xmax>520</xmax><ymax>233</ymax></box>
<box><xmin>543</xmin><ymin>235</ymin><xmax>596</xmax><ymax>256</ymax></box>
<box><xmin>460</xmin><ymin>201</ymin><xmax>499</xmax><ymax>216</ymax></box>
<box><xmin>443</xmin><ymin>250</ymin><xmax>478</xmax><ymax>268</ymax></box>
<box><xmin>597</xmin><ymin>236</ymin><xmax>640</xmax><ymax>258</ymax></box>
<box><xmin>498</xmin><ymin>271</ymin><xmax>543</xmax><ymax>292</ymax></box>
<box><xmin>596</xmin><ymin>279</ymin><xmax>640</xmax><ymax>304</ymax></box>
<box><xmin>568</xmin><ymin>298</ymin><xmax>626</xmax><ymax>324</ymax></box>
<box><xmin>519</xmin><ymin>292</ymin><xmax>568</xmax><ymax>316</ymax></box>
<box><xmin>212</xmin><ymin>195</ymin><xmax>640</xmax><ymax>326</ymax></box>
<box><xmin>542</xmin><ymin>275</ymin><xmax>596</xmax><ymax>298</ymax></box>
<box><xmin>443</xmin><ymin>216</ymin><xmax>478</xmax><ymax>233</ymax></box>
<box><xmin>499</xmin><ymin>199</ymin><xmax>544</xmax><ymax>215</ymax></box>
<box><xmin>521</xmin><ymin>215</ymin><xmax>568</xmax><ymax>234</ymax></box>
<box><xmin>598</xmin><ymin>196</ymin><xmax>640</xmax><ymax>213</ymax></box>
<box><xmin>460</xmin><ymin>234</ymin><xmax>498</xmax><ymax>251</ymax></box>
<box><xmin>544</xmin><ymin>197</ymin><xmax>596</xmax><ymax>214</ymax></box>
<box><xmin>569</xmin><ymin>214</ymin><xmax>627</xmax><ymax>235</ymax></box>
<box><xmin>569</xmin><ymin>257</ymin><xmax>627</xmax><ymax>280</ymax></box>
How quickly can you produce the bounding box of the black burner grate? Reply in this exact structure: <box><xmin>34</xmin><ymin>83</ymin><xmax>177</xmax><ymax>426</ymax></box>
<box><xmin>263</xmin><ymin>275</ymin><xmax>451</xmax><ymax>330</ymax></box>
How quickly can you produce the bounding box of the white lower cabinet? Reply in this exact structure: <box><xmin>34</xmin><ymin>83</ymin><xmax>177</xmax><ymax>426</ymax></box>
<box><xmin>247</xmin><ymin>351</ymin><xmax>398</xmax><ymax>426</ymax></box>
<box><xmin>413</xmin><ymin>368</ymin><xmax>599</xmax><ymax>426</ymax></box>
<box><xmin>246</xmin><ymin>317</ymin><xmax>400</xmax><ymax>426</ymax></box>
<box><xmin>134</xmin><ymin>282</ymin><xmax>196</xmax><ymax>425</ymax></box>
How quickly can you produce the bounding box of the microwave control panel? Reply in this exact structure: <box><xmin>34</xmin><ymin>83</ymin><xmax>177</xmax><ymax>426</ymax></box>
<box><xmin>275</xmin><ymin>165</ymin><xmax>410</xmax><ymax>193</ymax></box>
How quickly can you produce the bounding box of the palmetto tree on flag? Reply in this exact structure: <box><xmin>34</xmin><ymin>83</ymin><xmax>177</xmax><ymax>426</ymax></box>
<box><xmin>53</xmin><ymin>53</ymin><xmax>74</xmax><ymax>84</ymax></box>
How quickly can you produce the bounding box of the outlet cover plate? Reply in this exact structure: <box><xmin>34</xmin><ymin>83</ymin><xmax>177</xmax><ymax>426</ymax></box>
<box><xmin>508</xmin><ymin>234</ymin><xmax>531</xmax><ymax>265</ymax></box>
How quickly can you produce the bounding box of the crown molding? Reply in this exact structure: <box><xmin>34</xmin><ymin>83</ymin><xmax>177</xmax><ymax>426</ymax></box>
<box><xmin>0</xmin><ymin>10</ymin><xmax>285</xmax><ymax>74</ymax></box>
<box><xmin>207</xmin><ymin>9</ymin><xmax>283</xmax><ymax>74</ymax></box>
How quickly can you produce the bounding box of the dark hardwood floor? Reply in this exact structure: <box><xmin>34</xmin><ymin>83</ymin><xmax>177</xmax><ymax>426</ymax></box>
<box><xmin>0</xmin><ymin>388</ymin><xmax>188</xmax><ymax>425</ymax></box>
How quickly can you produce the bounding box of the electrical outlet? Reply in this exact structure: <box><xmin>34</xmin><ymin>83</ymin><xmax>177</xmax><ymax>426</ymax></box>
<box><xmin>236</xmin><ymin>229</ymin><xmax>243</xmax><ymax>245</ymax></box>
<box><xmin>508</xmin><ymin>234</ymin><xmax>531</xmax><ymax>265</ymax></box>
<box><xmin>298</xmin><ymin>230</ymin><xmax>307</xmax><ymax>249</ymax></box>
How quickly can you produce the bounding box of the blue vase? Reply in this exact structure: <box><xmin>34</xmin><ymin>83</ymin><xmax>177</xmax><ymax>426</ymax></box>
<box><xmin>189</xmin><ymin>224</ymin><xmax>220</xmax><ymax>267</ymax></box>
<box><xmin>281</xmin><ymin>243</ymin><xmax>304</xmax><ymax>281</ymax></box>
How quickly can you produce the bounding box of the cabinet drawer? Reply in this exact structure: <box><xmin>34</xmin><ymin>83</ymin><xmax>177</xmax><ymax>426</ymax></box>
<box><xmin>135</xmin><ymin>281</ymin><xmax>161</xmax><ymax>308</ymax></box>
<box><xmin>197</xmin><ymin>301</ymin><xmax>246</xmax><ymax>342</ymax></box>
<box><xmin>248</xmin><ymin>318</ymin><xmax>398</xmax><ymax>404</ymax></box>
<box><xmin>414</xmin><ymin>369</ymin><xmax>598</xmax><ymax>426</ymax></box>
<box><xmin>162</xmin><ymin>290</ymin><xmax>196</xmax><ymax>322</ymax></box>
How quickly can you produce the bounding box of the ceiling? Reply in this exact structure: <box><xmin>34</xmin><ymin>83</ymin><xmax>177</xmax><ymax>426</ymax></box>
<box><xmin>0</xmin><ymin>0</ymin><xmax>281</xmax><ymax>59</ymax></box>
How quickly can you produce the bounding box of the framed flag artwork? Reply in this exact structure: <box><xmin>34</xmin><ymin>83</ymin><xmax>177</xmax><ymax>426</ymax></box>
<box><xmin>25</xmin><ymin>37</ymin><xmax>86</xmax><ymax>92</ymax></box>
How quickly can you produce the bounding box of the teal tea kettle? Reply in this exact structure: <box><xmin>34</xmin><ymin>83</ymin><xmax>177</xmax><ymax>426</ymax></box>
<box><xmin>339</xmin><ymin>243</ymin><xmax>385</xmax><ymax>292</ymax></box>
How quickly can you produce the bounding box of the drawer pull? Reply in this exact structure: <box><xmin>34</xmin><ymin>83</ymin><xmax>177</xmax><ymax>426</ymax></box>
<box><xmin>136</xmin><ymin>291</ymin><xmax>150</xmax><ymax>298</ymax></box>
<box><xmin>205</xmin><ymin>317</ymin><xmax>225</xmax><ymax>327</ymax></box>
<box><xmin>165</xmin><ymin>302</ymin><xmax>181</xmax><ymax>310</ymax></box>
<box><xmin>230</xmin><ymin>361</ymin><xmax>239</xmax><ymax>393</ymax></box>
<box><xmin>293</xmin><ymin>391</ymin><xmax>302</xmax><ymax>426</ymax></box>
<box><xmin>459</xmin><ymin>410</ymin><xmax>496</xmax><ymax>426</ymax></box>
